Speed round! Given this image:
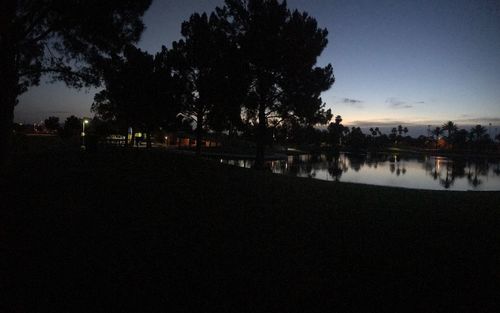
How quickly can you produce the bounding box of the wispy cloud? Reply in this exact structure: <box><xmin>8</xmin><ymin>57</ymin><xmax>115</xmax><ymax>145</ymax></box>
<box><xmin>47</xmin><ymin>111</ymin><xmax>71</xmax><ymax>114</ymax></box>
<box><xmin>386</xmin><ymin>97</ymin><xmax>413</xmax><ymax>109</ymax></box>
<box><xmin>455</xmin><ymin>117</ymin><xmax>500</xmax><ymax>125</ymax></box>
<box><xmin>348</xmin><ymin>117</ymin><xmax>500</xmax><ymax>127</ymax></box>
<box><xmin>349</xmin><ymin>119</ymin><xmax>418</xmax><ymax>127</ymax></box>
<box><xmin>340</xmin><ymin>97</ymin><xmax>364</xmax><ymax>108</ymax></box>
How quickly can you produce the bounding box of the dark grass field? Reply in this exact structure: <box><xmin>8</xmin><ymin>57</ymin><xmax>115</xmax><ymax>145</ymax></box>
<box><xmin>1</xmin><ymin>148</ymin><xmax>500</xmax><ymax>312</ymax></box>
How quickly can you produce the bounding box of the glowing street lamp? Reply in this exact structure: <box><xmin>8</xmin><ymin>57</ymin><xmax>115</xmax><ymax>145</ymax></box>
<box><xmin>81</xmin><ymin>119</ymin><xmax>89</xmax><ymax>149</ymax></box>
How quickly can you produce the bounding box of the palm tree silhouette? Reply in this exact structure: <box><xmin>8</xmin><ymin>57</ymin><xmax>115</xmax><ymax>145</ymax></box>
<box><xmin>471</xmin><ymin>124</ymin><xmax>487</xmax><ymax>141</ymax></box>
<box><xmin>432</xmin><ymin>127</ymin><xmax>442</xmax><ymax>150</ymax></box>
<box><xmin>442</xmin><ymin>121</ymin><xmax>457</xmax><ymax>137</ymax></box>
<box><xmin>403</xmin><ymin>126</ymin><xmax>409</xmax><ymax>136</ymax></box>
<box><xmin>439</xmin><ymin>162</ymin><xmax>455</xmax><ymax>189</ymax></box>
<box><xmin>467</xmin><ymin>165</ymin><xmax>482</xmax><ymax>188</ymax></box>
<box><xmin>397</xmin><ymin>125</ymin><xmax>404</xmax><ymax>136</ymax></box>
<box><xmin>494</xmin><ymin>162</ymin><xmax>500</xmax><ymax>176</ymax></box>
<box><xmin>470</xmin><ymin>125</ymin><xmax>487</xmax><ymax>152</ymax></box>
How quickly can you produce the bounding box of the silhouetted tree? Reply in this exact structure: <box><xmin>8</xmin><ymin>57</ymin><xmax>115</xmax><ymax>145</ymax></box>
<box><xmin>470</xmin><ymin>124</ymin><xmax>488</xmax><ymax>151</ymax></box>
<box><xmin>170</xmin><ymin>12</ymin><xmax>248</xmax><ymax>155</ymax></box>
<box><xmin>345</xmin><ymin>127</ymin><xmax>366</xmax><ymax>151</ymax></box>
<box><xmin>205</xmin><ymin>16</ymin><xmax>250</xmax><ymax>137</ymax></box>
<box><xmin>61</xmin><ymin>115</ymin><xmax>81</xmax><ymax>139</ymax></box>
<box><xmin>442</xmin><ymin>121</ymin><xmax>458</xmax><ymax>140</ymax></box>
<box><xmin>470</xmin><ymin>124</ymin><xmax>487</xmax><ymax>141</ymax></box>
<box><xmin>327</xmin><ymin>115</ymin><xmax>345</xmax><ymax>149</ymax></box>
<box><xmin>397</xmin><ymin>125</ymin><xmax>403</xmax><ymax>137</ymax></box>
<box><xmin>390</xmin><ymin>127</ymin><xmax>398</xmax><ymax>143</ymax></box>
<box><xmin>403</xmin><ymin>126</ymin><xmax>409</xmax><ymax>136</ymax></box>
<box><xmin>0</xmin><ymin>0</ymin><xmax>152</xmax><ymax>164</ymax></box>
<box><xmin>92</xmin><ymin>46</ymin><xmax>181</xmax><ymax>148</ymax></box>
<box><xmin>86</xmin><ymin>117</ymin><xmax>119</xmax><ymax>140</ymax></box>
<box><xmin>451</xmin><ymin>129</ymin><xmax>469</xmax><ymax>150</ymax></box>
<box><xmin>432</xmin><ymin>127</ymin><xmax>442</xmax><ymax>149</ymax></box>
<box><xmin>44</xmin><ymin>116</ymin><xmax>60</xmax><ymax>133</ymax></box>
<box><xmin>218</xmin><ymin>0</ymin><xmax>335</xmax><ymax>168</ymax></box>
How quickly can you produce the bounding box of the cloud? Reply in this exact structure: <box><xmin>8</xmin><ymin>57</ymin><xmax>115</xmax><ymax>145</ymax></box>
<box><xmin>386</xmin><ymin>97</ymin><xmax>413</xmax><ymax>109</ymax></box>
<box><xmin>415</xmin><ymin>101</ymin><xmax>425</xmax><ymax>104</ymax></box>
<box><xmin>349</xmin><ymin>117</ymin><xmax>500</xmax><ymax>128</ymax></box>
<box><xmin>349</xmin><ymin>120</ymin><xmax>418</xmax><ymax>127</ymax></box>
<box><xmin>340</xmin><ymin>97</ymin><xmax>364</xmax><ymax>108</ymax></box>
<box><xmin>455</xmin><ymin>117</ymin><xmax>500</xmax><ymax>125</ymax></box>
<box><xmin>47</xmin><ymin>111</ymin><xmax>71</xmax><ymax>114</ymax></box>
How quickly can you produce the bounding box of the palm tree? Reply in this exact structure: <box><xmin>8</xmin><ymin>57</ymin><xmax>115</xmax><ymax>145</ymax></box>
<box><xmin>432</xmin><ymin>127</ymin><xmax>442</xmax><ymax>150</ymax></box>
<box><xmin>470</xmin><ymin>124</ymin><xmax>488</xmax><ymax>151</ymax></box>
<box><xmin>442</xmin><ymin>121</ymin><xmax>458</xmax><ymax>139</ymax></box>
<box><xmin>397</xmin><ymin>125</ymin><xmax>403</xmax><ymax>136</ymax></box>
<box><xmin>390</xmin><ymin>127</ymin><xmax>398</xmax><ymax>144</ymax></box>
<box><xmin>470</xmin><ymin>125</ymin><xmax>487</xmax><ymax>141</ymax></box>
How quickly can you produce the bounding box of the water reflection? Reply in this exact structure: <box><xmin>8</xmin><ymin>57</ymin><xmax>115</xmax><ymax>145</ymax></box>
<box><xmin>220</xmin><ymin>153</ymin><xmax>500</xmax><ymax>191</ymax></box>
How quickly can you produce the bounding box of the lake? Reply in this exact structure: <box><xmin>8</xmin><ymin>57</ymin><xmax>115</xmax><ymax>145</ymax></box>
<box><xmin>221</xmin><ymin>153</ymin><xmax>500</xmax><ymax>191</ymax></box>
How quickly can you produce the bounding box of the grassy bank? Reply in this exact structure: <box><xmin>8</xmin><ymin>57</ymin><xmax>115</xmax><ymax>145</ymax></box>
<box><xmin>2</xmin><ymin>149</ymin><xmax>500</xmax><ymax>312</ymax></box>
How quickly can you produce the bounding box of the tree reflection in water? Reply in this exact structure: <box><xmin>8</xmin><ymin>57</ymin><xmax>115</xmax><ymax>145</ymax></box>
<box><xmin>493</xmin><ymin>161</ymin><xmax>500</xmax><ymax>176</ymax></box>
<box><xmin>439</xmin><ymin>161</ymin><xmax>455</xmax><ymax>189</ymax></box>
<box><xmin>467</xmin><ymin>159</ymin><xmax>489</xmax><ymax>188</ymax></box>
<box><xmin>388</xmin><ymin>154</ymin><xmax>407</xmax><ymax>176</ymax></box>
<box><xmin>220</xmin><ymin>153</ymin><xmax>500</xmax><ymax>190</ymax></box>
<box><xmin>327</xmin><ymin>152</ymin><xmax>348</xmax><ymax>182</ymax></box>
<box><xmin>346</xmin><ymin>153</ymin><xmax>367</xmax><ymax>172</ymax></box>
<box><xmin>423</xmin><ymin>156</ymin><xmax>493</xmax><ymax>189</ymax></box>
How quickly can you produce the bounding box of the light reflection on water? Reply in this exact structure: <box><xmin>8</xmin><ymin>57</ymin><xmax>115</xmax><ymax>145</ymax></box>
<box><xmin>221</xmin><ymin>153</ymin><xmax>500</xmax><ymax>191</ymax></box>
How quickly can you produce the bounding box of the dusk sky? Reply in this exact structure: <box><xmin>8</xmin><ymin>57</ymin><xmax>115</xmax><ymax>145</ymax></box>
<box><xmin>16</xmin><ymin>0</ymin><xmax>500</xmax><ymax>131</ymax></box>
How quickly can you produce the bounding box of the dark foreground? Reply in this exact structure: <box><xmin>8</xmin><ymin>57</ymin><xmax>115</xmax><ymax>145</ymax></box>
<box><xmin>1</xmin><ymin>149</ymin><xmax>500</xmax><ymax>312</ymax></box>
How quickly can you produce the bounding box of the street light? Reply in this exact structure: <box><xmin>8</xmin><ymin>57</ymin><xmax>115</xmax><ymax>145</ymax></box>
<box><xmin>81</xmin><ymin>119</ymin><xmax>89</xmax><ymax>150</ymax></box>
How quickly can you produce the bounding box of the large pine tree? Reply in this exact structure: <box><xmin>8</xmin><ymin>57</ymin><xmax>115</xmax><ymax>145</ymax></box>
<box><xmin>217</xmin><ymin>0</ymin><xmax>334</xmax><ymax>168</ymax></box>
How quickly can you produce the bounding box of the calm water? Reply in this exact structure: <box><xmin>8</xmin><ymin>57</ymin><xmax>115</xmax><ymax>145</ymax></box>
<box><xmin>221</xmin><ymin>153</ymin><xmax>500</xmax><ymax>191</ymax></box>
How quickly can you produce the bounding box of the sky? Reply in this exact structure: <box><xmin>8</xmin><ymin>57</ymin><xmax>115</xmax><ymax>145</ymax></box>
<box><xmin>15</xmin><ymin>0</ymin><xmax>500</xmax><ymax>135</ymax></box>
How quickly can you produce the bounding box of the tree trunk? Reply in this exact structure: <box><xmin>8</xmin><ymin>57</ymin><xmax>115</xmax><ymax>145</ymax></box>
<box><xmin>0</xmin><ymin>18</ymin><xmax>19</xmax><ymax>169</ymax></box>
<box><xmin>146</xmin><ymin>132</ymin><xmax>152</xmax><ymax>149</ymax></box>
<box><xmin>195</xmin><ymin>113</ymin><xmax>203</xmax><ymax>157</ymax></box>
<box><xmin>0</xmin><ymin>95</ymin><xmax>15</xmax><ymax>169</ymax></box>
<box><xmin>255</xmin><ymin>104</ymin><xmax>267</xmax><ymax>170</ymax></box>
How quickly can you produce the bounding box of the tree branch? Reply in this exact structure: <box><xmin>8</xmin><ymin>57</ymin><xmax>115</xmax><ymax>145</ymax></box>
<box><xmin>19</xmin><ymin>67</ymin><xmax>91</xmax><ymax>82</ymax></box>
<box><xmin>20</xmin><ymin>7</ymin><xmax>52</xmax><ymax>43</ymax></box>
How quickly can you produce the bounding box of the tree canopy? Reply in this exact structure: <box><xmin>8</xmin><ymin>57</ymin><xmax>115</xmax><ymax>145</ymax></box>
<box><xmin>92</xmin><ymin>45</ymin><xmax>182</xmax><ymax>146</ymax></box>
<box><xmin>216</xmin><ymin>0</ymin><xmax>335</xmax><ymax>167</ymax></box>
<box><xmin>169</xmin><ymin>12</ymin><xmax>248</xmax><ymax>154</ymax></box>
<box><xmin>1</xmin><ymin>0</ymin><xmax>152</xmax><ymax>163</ymax></box>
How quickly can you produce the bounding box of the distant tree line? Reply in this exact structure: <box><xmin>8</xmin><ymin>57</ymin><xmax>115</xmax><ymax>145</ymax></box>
<box><xmin>309</xmin><ymin>119</ymin><xmax>498</xmax><ymax>153</ymax></box>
